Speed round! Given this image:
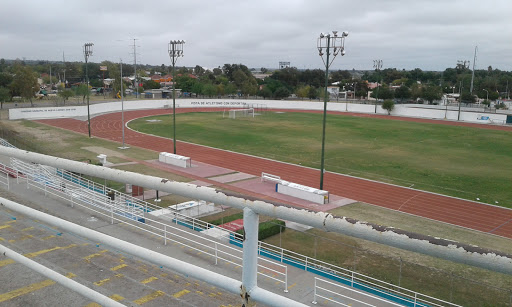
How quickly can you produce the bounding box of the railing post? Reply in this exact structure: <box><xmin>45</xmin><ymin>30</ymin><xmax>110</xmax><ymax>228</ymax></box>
<box><xmin>164</xmin><ymin>225</ymin><xmax>167</xmax><ymax>245</ymax></box>
<box><xmin>110</xmin><ymin>199</ymin><xmax>114</xmax><ymax>224</ymax></box>
<box><xmin>351</xmin><ymin>271</ymin><xmax>354</xmax><ymax>287</ymax></box>
<box><xmin>312</xmin><ymin>278</ymin><xmax>317</xmax><ymax>304</ymax></box>
<box><xmin>215</xmin><ymin>242</ymin><xmax>218</xmax><ymax>265</ymax></box>
<box><xmin>284</xmin><ymin>266</ymin><xmax>288</xmax><ymax>293</ymax></box>
<box><xmin>414</xmin><ymin>293</ymin><xmax>417</xmax><ymax>307</ymax></box>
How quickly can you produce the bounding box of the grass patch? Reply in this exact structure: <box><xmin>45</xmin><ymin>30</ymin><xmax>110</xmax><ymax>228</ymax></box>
<box><xmin>129</xmin><ymin>112</ymin><xmax>512</xmax><ymax>206</ymax></box>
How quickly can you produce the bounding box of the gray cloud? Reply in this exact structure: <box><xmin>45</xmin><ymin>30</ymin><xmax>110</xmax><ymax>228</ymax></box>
<box><xmin>1</xmin><ymin>0</ymin><xmax>510</xmax><ymax>71</ymax></box>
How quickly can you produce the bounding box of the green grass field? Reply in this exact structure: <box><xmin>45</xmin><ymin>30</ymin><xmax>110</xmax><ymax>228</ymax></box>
<box><xmin>129</xmin><ymin>111</ymin><xmax>512</xmax><ymax>206</ymax></box>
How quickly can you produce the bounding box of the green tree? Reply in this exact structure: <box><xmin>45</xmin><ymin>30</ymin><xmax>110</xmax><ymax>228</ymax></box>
<box><xmin>225</xmin><ymin>83</ymin><xmax>237</xmax><ymax>96</ymax></box>
<box><xmin>10</xmin><ymin>64</ymin><xmax>38</xmax><ymax>106</ymax></box>
<box><xmin>410</xmin><ymin>83</ymin><xmax>422</xmax><ymax>100</ymax></box>
<box><xmin>0</xmin><ymin>86</ymin><xmax>11</xmax><ymax>108</ymax></box>
<box><xmin>193</xmin><ymin>65</ymin><xmax>205</xmax><ymax>76</ymax></box>
<box><xmin>0</xmin><ymin>72</ymin><xmax>13</xmax><ymax>87</ymax></box>
<box><xmin>308</xmin><ymin>86</ymin><xmax>318</xmax><ymax>99</ymax></box>
<box><xmin>371</xmin><ymin>85</ymin><xmax>394</xmax><ymax>100</ymax></box>
<box><xmin>394</xmin><ymin>85</ymin><xmax>411</xmax><ymax>102</ymax></box>
<box><xmin>143</xmin><ymin>80</ymin><xmax>161</xmax><ymax>90</ymax></box>
<box><xmin>58</xmin><ymin>89</ymin><xmax>74</xmax><ymax>104</ymax></box>
<box><xmin>274</xmin><ymin>87</ymin><xmax>290</xmax><ymax>99</ymax></box>
<box><xmin>241</xmin><ymin>79</ymin><xmax>257</xmax><ymax>97</ymax></box>
<box><xmin>460</xmin><ymin>92</ymin><xmax>476</xmax><ymax>103</ymax></box>
<box><xmin>381</xmin><ymin>99</ymin><xmax>395</xmax><ymax>115</ymax></box>
<box><xmin>421</xmin><ymin>85</ymin><xmax>442</xmax><ymax>104</ymax></box>
<box><xmin>74</xmin><ymin>84</ymin><xmax>89</xmax><ymax>103</ymax></box>
<box><xmin>258</xmin><ymin>87</ymin><xmax>272</xmax><ymax>99</ymax></box>
<box><xmin>202</xmin><ymin>83</ymin><xmax>216</xmax><ymax>97</ymax></box>
<box><xmin>296</xmin><ymin>86</ymin><xmax>310</xmax><ymax>100</ymax></box>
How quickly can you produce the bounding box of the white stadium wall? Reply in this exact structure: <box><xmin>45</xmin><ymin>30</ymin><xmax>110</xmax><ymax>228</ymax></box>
<box><xmin>8</xmin><ymin>98</ymin><xmax>508</xmax><ymax>124</ymax></box>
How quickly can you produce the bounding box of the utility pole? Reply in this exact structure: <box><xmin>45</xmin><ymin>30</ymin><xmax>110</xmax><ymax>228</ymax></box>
<box><xmin>470</xmin><ymin>46</ymin><xmax>478</xmax><ymax>94</ymax></box>
<box><xmin>62</xmin><ymin>52</ymin><xmax>66</xmax><ymax>87</ymax></box>
<box><xmin>317</xmin><ymin>31</ymin><xmax>348</xmax><ymax>190</ymax></box>
<box><xmin>49</xmin><ymin>62</ymin><xmax>51</xmax><ymax>85</ymax></box>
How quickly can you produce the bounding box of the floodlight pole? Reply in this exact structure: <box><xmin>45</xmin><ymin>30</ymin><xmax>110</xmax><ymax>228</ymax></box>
<box><xmin>373</xmin><ymin>59</ymin><xmax>383</xmax><ymax>113</ymax></box>
<box><xmin>83</xmin><ymin>43</ymin><xmax>94</xmax><ymax>138</ymax></box>
<box><xmin>119</xmin><ymin>60</ymin><xmax>129</xmax><ymax>150</ymax></box>
<box><xmin>168</xmin><ymin>40</ymin><xmax>185</xmax><ymax>154</ymax></box>
<box><xmin>317</xmin><ymin>31</ymin><xmax>348</xmax><ymax>190</ymax></box>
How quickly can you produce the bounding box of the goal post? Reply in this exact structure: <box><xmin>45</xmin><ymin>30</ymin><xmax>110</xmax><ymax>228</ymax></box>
<box><xmin>228</xmin><ymin>108</ymin><xmax>254</xmax><ymax>119</ymax></box>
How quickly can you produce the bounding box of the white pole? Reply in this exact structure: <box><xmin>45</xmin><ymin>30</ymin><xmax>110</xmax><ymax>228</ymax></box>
<box><xmin>242</xmin><ymin>207</ymin><xmax>258</xmax><ymax>297</ymax></box>
<box><xmin>0</xmin><ymin>243</ymin><xmax>125</xmax><ymax>307</ymax></box>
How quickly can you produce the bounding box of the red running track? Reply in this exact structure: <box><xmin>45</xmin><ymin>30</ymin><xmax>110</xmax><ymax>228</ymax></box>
<box><xmin>37</xmin><ymin>108</ymin><xmax>512</xmax><ymax>239</ymax></box>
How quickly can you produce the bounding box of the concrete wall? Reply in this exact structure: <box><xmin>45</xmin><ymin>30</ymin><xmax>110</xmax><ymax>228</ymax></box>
<box><xmin>9</xmin><ymin>98</ymin><xmax>509</xmax><ymax>124</ymax></box>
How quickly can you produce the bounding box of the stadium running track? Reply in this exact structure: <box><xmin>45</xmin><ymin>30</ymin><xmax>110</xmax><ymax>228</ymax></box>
<box><xmin>36</xmin><ymin>108</ymin><xmax>512</xmax><ymax>239</ymax></box>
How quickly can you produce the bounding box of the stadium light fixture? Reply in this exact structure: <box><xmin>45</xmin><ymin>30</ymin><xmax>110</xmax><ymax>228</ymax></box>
<box><xmin>317</xmin><ymin>31</ymin><xmax>348</xmax><ymax>190</ymax></box>
<box><xmin>83</xmin><ymin>43</ymin><xmax>94</xmax><ymax>138</ymax></box>
<box><xmin>168</xmin><ymin>40</ymin><xmax>185</xmax><ymax>154</ymax></box>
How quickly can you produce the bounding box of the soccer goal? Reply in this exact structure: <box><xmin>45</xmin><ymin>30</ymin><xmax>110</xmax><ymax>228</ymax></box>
<box><xmin>227</xmin><ymin>108</ymin><xmax>255</xmax><ymax>119</ymax></box>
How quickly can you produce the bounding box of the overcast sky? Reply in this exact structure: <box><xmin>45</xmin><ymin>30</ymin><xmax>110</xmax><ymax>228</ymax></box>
<box><xmin>1</xmin><ymin>0</ymin><xmax>511</xmax><ymax>71</ymax></box>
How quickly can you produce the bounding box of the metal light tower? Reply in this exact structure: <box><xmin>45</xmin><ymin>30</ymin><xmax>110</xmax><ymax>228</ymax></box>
<box><xmin>373</xmin><ymin>59</ymin><xmax>383</xmax><ymax>113</ymax></box>
<box><xmin>119</xmin><ymin>60</ymin><xmax>129</xmax><ymax>150</ymax></box>
<box><xmin>317</xmin><ymin>31</ymin><xmax>348</xmax><ymax>190</ymax></box>
<box><xmin>168</xmin><ymin>40</ymin><xmax>185</xmax><ymax>154</ymax></box>
<box><xmin>83</xmin><ymin>43</ymin><xmax>94</xmax><ymax>138</ymax></box>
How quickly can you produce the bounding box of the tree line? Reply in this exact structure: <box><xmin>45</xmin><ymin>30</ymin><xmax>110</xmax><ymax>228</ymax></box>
<box><xmin>1</xmin><ymin>58</ymin><xmax>511</xmax><ymax>107</ymax></box>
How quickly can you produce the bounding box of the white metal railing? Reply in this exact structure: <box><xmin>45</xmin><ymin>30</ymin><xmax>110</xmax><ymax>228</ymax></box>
<box><xmin>0</xmin><ymin>163</ymin><xmax>10</xmax><ymax>189</ymax></box>
<box><xmin>312</xmin><ymin>277</ymin><xmax>405</xmax><ymax>306</ymax></box>
<box><xmin>9</xmin><ymin>157</ymin><xmax>460</xmax><ymax>306</ymax></box>
<box><xmin>10</xmin><ymin>158</ymin><xmax>289</xmax><ymax>292</ymax></box>
<box><xmin>258</xmin><ymin>240</ymin><xmax>460</xmax><ymax>307</ymax></box>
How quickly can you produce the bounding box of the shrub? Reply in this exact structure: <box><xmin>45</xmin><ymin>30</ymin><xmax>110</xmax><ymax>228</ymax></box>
<box><xmin>208</xmin><ymin>212</ymin><xmax>244</xmax><ymax>226</ymax></box>
<box><xmin>382</xmin><ymin>99</ymin><xmax>395</xmax><ymax>115</ymax></box>
<box><xmin>236</xmin><ymin>219</ymin><xmax>285</xmax><ymax>240</ymax></box>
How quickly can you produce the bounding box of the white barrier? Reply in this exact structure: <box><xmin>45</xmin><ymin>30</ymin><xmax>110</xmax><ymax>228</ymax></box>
<box><xmin>159</xmin><ymin>152</ymin><xmax>191</xmax><ymax>168</ymax></box>
<box><xmin>277</xmin><ymin>181</ymin><xmax>329</xmax><ymax>204</ymax></box>
<box><xmin>262</xmin><ymin>172</ymin><xmax>329</xmax><ymax>204</ymax></box>
<box><xmin>8</xmin><ymin>98</ymin><xmax>510</xmax><ymax>126</ymax></box>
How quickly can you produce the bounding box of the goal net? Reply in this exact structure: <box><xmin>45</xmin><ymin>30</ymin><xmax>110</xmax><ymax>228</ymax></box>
<box><xmin>228</xmin><ymin>108</ymin><xmax>254</xmax><ymax>119</ymax></box>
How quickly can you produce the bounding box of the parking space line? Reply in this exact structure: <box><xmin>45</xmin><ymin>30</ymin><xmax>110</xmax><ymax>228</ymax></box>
<box><xmin>41</xmin><ymin>235</ymin><xmax>56</xmax><ymax>240</ymax></box>
<box><xmin>0</xmin><ymin>224</ymin><xmax>12</xmax><ymax>230</ymax></box>
<box><xmin>110</xmin><ymin>264</ymin><xmax>127</xmax><ymax>271</ymax></box>
<box><xmin>110</xmin><ymin>294</ymin><xmax>124</xmax><ymax>301</ymax></box>
<box><xmin>172</xmin><ymin>289</ymin><xmax>190</xmax><ymax>298</ymax></box>
<box><xmin>83</xmin><ymin>250</ymin><xmax>108</xmax><ymax>262</ymax></box>
<box><xmin>21</xmin><ymin>227</ymin><xmax>34</xmax><ymax>231</ymax></box>
<box><xmin>83</xmin><ymin>294</ymin><xmax>124</xmax><ymax>307</ymax></box>
<box><xmin>24</xmin><ymin>244</ymin><xmax>77</xmax><ymax>258</ymax></box>
<box><xmin>0</xmin><ymin>279</ymin><xmax>56</xmax><ymax>303</ymax></box>
<box><xmin>0</xmin><ymin>244</ymin><xmax>78</xmax><ymax>268</ymax></box>
<box><xmin>140</xmin><ymin>276</ymin><xmax>158</xmax><ymax>284</ymax></box>
<box><xmin>133</xmin><ymin>290</ymin><xmax>166</xmax><ymax>305</ymax></box>
<box><xmin>94</xmin><ymin>274</ymin><xmax>123</xmax><ymax>286</ymax></box>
